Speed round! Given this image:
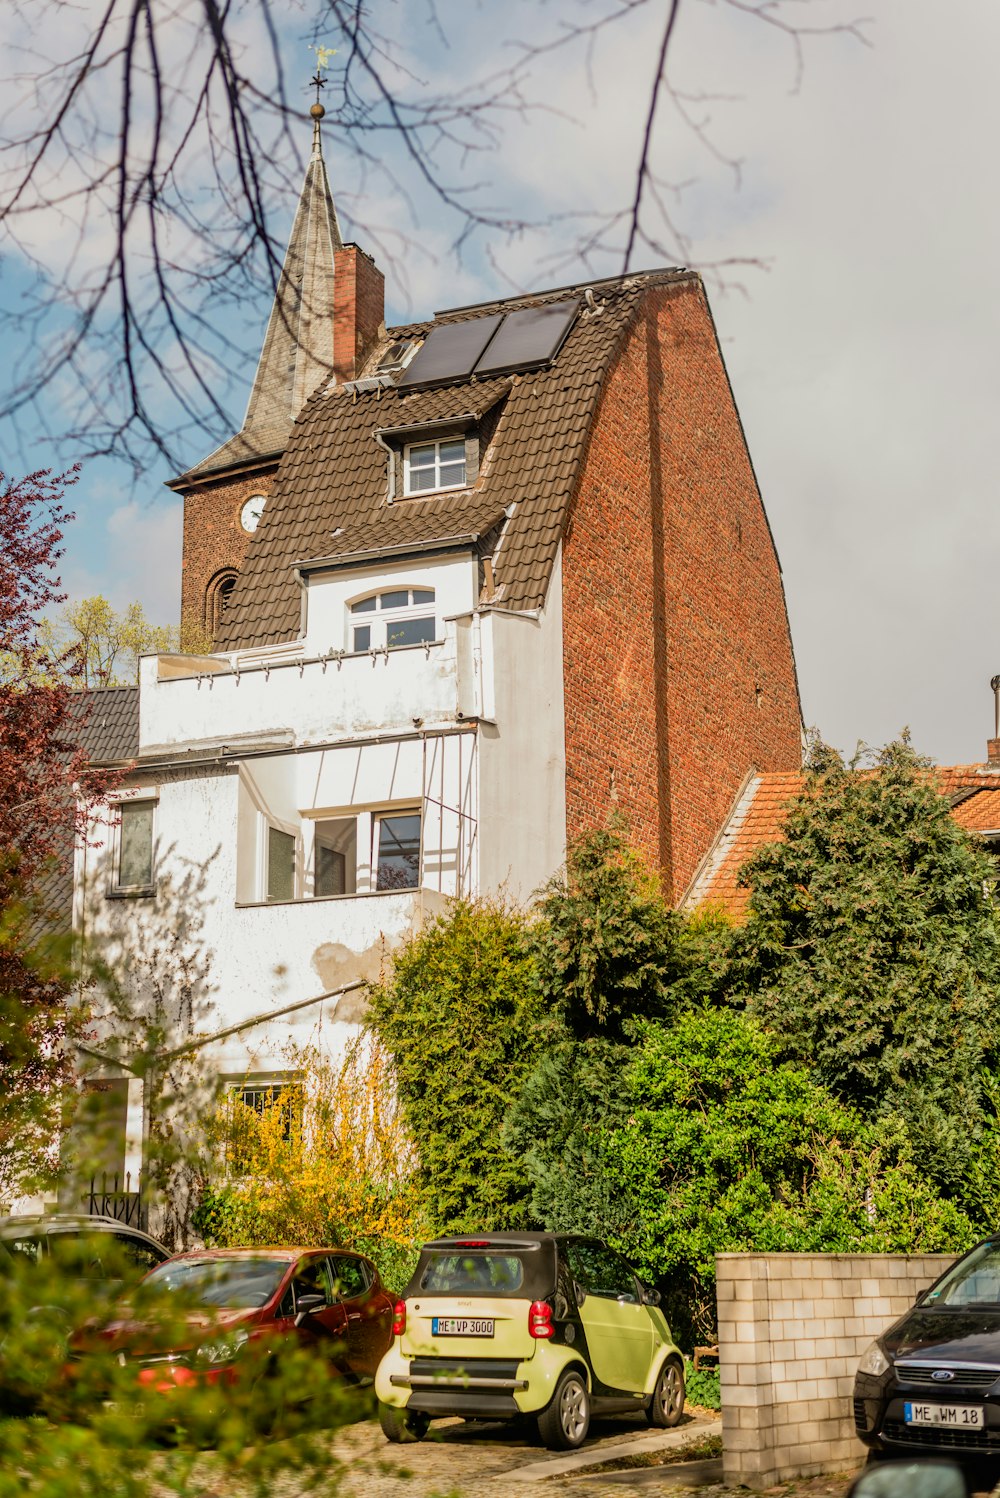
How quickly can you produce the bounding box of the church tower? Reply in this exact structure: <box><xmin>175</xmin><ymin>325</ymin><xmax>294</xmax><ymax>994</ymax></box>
<box><xmin>168</xmin><ymin>97</ymin><xmax>385</xmax><ymax>641</ymax></box>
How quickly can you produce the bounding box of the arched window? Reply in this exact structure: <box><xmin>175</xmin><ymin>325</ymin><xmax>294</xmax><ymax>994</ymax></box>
<box><xmin>205</xmin><ymin>569</ymin><xmax>239</xmax><ymax>637</ymax></box>
<box><xmin>348</xmin><ymin>587</ymin><xmax>436</xmax><ymax>652</ymax></box>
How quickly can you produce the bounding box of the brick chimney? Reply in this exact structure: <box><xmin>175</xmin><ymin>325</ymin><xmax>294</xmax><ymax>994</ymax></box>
<box><xmin>334</xmin><ymin>244</ymin><xmax>385</xmax><ymax>383</ymax></box>
<box><xmin>990</xmin><ymin>677</ymin><xmax>1000</xmax><ymax>767</ymax></box>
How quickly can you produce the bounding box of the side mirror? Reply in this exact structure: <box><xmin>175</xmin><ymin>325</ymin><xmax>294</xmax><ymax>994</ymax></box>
<box><xmin>293</xmin><ymin>1293</ymin><xmax>327</xmax><ymax>1328</ymax></box>
<box><xmin>848</xmin><ymin>1460</ymin><xmax>967</xmax><ymax>1498</ymax></box>
<box><xmin>640</xmin><ymin>1284</ymin><xmax>662</xmax><ymax>1307</ymax></box>
<box><xmin>914</xmin><ymin>1285</ymin><xmax>931</xmax><ymax>1303</ymax></box>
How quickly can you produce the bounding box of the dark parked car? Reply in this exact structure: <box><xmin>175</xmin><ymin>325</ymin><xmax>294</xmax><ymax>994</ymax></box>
<box><xmin>0</xmin><ymin>1214</ymin><xmax>170</xmax><ymax>1413</ymax></box>
<box><xmin>854</xmin><ymin>1236</ymin><xmax>1000</xmax><ymax>1457</ymax></box>
<box><xmin>0</xmin><ymin>1213</ymin><xmax>170</xmax><ymax>1284</ymax></box>
<box><xmin>88</xmin><ymin>1247</ymin><xmax>395</xmax><ymax>1393</ymax></box>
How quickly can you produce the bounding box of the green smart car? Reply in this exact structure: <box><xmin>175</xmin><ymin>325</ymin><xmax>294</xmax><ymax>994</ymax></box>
<box><xmin>374</xmin><ymin>1232</ymin><xmax>685</xmax><ymax>1450</ymax></box>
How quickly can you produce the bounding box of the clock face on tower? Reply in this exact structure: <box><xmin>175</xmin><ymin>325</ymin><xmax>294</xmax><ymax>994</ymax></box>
<box><xmin>240</xmin><ymin>494</ymin><xmax>267</xmax><ymax>533</ymax></box>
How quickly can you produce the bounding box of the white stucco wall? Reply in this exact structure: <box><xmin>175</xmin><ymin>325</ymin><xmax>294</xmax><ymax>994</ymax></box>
<box><xmin>302</xmin><ymin>552</ymin><xmax>479</xmax><ymax>655</ymax></box>
<box><xmin>477</xmin><ymin>548</ymin><xmax>567</xmax><ymax>903</ymax></box>
<box><xmin>81</xmin><ymin>723</ymin><xmax>476</xmax><ymax>1079</ymax></box>
<box><xmin>138</xmin><ymin>639</ymin><xmax>463</xmax><ymax>756</ymax></box>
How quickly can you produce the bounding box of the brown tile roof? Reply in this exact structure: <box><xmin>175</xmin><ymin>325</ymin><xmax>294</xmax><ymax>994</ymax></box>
<box><xmin>217</xmin><ymin>272</ymin><xmax>688</xmax><ymax>650</ymax></box>
<box><xmin>69</xmin><ymin>687</ymin><xmax>140</xmax><ymax>765</ymax></box>
<box><xmin>684</xmin><ymin>763</ymin><xmax>1000</xmax><ymax>920</ymax></box>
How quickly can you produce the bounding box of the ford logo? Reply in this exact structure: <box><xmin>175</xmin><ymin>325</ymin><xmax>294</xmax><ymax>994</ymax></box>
<box><xmin>931</xmin><ymin>1370</ymin><xmax>955</xmax><ymax>1382</ymax></box>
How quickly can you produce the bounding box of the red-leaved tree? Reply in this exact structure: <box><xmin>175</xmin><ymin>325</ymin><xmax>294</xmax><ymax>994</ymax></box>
<box><xmin>0</xmin><ymin>468</ymin><xmax>115</xmax><ymax>1205</ymax></box>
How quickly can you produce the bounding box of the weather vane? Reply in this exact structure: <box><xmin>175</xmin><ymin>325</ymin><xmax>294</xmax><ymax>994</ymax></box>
<box><xmin>308</xmin><ymin>44</ymin><xmax>337</xmax><ymax>111</ymax></box>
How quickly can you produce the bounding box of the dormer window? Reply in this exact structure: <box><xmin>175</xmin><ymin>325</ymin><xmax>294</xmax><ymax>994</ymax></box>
<box><xmin>404</xmin><ymin>439</ymin><xmax>466</xmax><ymax>496</ymax></box>
<box><xmin>349</xmin><ymin>588</ymin><xmax>436</xmax><ymax>651</ymax></box>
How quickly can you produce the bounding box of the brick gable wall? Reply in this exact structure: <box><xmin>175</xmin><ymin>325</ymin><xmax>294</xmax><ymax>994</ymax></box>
<box><xmin>180</xmin><ymin>468</ymin><xmax>278</xmax><ymax>639</ymax></box>
<box><xmin>561</xmin><ymin>278</ymin><xmax>801</xmax><ymax>900</ymax></box>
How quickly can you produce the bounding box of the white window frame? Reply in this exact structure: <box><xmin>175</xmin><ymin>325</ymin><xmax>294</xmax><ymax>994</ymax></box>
<box><xmin>372</xmin><ymin>807</ymin><xmax>422</xmax><ymax>893</ymax></box>
<box><xmin>108</xmin><ymin>794</ymin><xmax>158</xmax><ymax>896</ymax></box>
<box><xmin>259</xmin><ymin>813</ymin><xmax>300</xmax><ymax>903</ymax></box>
<box><xmin>347</xmin><ymin>587</ymin><xmax>437</xmax><ymax>653</ymax></box>
<box><xmin>403</xmin><ymin>437</ymin><xmax>467</xmax><ymax>497</ymax></box>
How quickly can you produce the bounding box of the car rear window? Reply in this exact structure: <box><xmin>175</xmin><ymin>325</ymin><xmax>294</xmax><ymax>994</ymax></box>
<box><xmin>418</xmin><ymin>1253</ymin><xmax>525</xmax><ymax>1295</ymax></box>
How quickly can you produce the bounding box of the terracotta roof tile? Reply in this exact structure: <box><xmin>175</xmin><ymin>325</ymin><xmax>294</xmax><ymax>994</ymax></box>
<box><xmin>683</xmin><ymin>771</ymin><xmax>805</xmax><ymax>920</ymax></box>
<box><xmin>216</xmin><ymin>274</ymin><xmax>682</xmax><ymax>650</ymax></box>
<box><xmin>685</xmin><ymin>762</ymin><xmax>1000</xmax><ymax>920</ymax></box>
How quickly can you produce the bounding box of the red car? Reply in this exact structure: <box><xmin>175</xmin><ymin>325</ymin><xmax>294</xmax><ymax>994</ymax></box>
<box><xmin>87</xmin><ymin>1246</ymin><xmax>395</xmax><ymax>1393</ymax></box>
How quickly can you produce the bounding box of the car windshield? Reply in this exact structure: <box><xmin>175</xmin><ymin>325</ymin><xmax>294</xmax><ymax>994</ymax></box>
<box><xmin>419</xmin><ymin>1253</ymin><xmax>525</xmax><ymax>1294</ymax></box>
<box><xmin>143</xmin><ymin>1257</ymin><xmax>287</xmax><ymax>1309</ymax></box>
<box><xmin>922</xmin><ymin>1242</ymin><xmax>1000</xmax><ymax>1308</ymax></box>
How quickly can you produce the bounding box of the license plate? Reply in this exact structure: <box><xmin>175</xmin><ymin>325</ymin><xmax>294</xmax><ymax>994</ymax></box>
<box><xmin>431</xmin><ymin>1317</ymin><xmax>494</xmax><ymax>1337</ymax></box>
<box><xmin>904</xmin><ymin>1402</ymin><xmax>984</xmax><ymax>1429</ymax></box>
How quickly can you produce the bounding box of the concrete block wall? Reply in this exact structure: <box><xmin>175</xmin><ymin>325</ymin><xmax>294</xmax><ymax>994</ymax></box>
<box><xmin>717</xmin><ymin>1251</ymin><xmax>955</xmax><ymax>1488</ymax></box>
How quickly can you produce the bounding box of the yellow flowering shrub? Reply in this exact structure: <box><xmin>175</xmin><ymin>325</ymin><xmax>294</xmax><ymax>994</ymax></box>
<box><xmin>198</xmin><ymin>1036</ymin><xmax>424</xmax><ymax>1289</ymax></box>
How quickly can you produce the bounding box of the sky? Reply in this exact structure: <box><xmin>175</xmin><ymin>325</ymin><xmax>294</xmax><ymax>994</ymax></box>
<box><xmin>3</xmin><ymin>0</ymin><xmax>999</xmax><ymax>767</ymax></box>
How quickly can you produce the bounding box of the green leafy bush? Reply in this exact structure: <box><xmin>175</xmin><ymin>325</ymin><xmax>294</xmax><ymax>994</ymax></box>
<box><xmin>607</xmin><ymin>1007</ymin><xmax>977</xmax><ymax>1344</ymax></box>
<box><xmin>683</xmin><ymin>1357</ymin><xmax>721</xmax><ymax>1411</ymax></box>
<box><xmin>366</xmin><ymin>897</ymin><xmax>543</xmax><ymax>1232</ymax></box>
<box><xmin>732</xmin><ymin>737</ymin><xmax>1000</xmax><ymax>1203</ymax></box>
<box><xmin>529</xmin><ymin>824</ymin><xmax>688</xmax><ymax>1040</ymax></box>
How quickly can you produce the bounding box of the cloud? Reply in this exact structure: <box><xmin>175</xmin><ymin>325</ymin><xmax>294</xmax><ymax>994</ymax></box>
<box><xmin>15</xmin><ymin>0</ymin><xmax>1000</xmax><ymax>767</ymax></box>
<box><xmin>61</xmin><ymin>484</ymin><xmax>182</xmax><ymax>627</ymax></box>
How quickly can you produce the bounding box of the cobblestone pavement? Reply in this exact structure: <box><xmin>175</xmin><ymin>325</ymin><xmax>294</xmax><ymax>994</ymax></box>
<box><xmin>326</xmin><ymin>1413</ymin><xmax>861</xmax><ymax>1498</ymax></box>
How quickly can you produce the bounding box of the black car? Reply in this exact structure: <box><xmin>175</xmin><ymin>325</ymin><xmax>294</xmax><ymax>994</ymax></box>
<box><xmin>854</xmin><ymin>1237</ymin><xmax>1000</xmax><ymax>1457</ymax></box>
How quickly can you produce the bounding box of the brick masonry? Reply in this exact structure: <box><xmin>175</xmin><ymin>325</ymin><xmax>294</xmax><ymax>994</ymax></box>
<box><xmin>717</xmin><ymin>1251</ymin><xmax>956</xmax><ymax>1487</ymax></box>
<box><xmin>334</xmin><ymin>243</ymin><xmax>385</xmax><ymax>383</ymax></box>
<box><xmin>179</xmin><ymin>468</ymin><xmax>278</xmax><ymax>638</ymax></box>
<box><xmin>561</xmin><ymin>278</ymin><xmax>802</xmax><ymax>900</ymax></box>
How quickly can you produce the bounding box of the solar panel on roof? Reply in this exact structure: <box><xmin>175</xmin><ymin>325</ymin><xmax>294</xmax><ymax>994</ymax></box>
<box><xmin>396</xmin><ymin>313</ymin><xmax>504</xmax><ymax>388</ymax></box>
<box><xmin>473</xmin><ymin>300</ymin><xmax>578</xmax><ymax>377</ymax></box>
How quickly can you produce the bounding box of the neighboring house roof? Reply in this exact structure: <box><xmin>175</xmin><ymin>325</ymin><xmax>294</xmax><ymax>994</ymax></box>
<box><xmin>68</xmin><ymin>686</ymin><xmax>140</xmax><ymax>765</ymax></box>
<box><xmin>171</xmin><ymin>115</ymin><xmax>343</xmax><ymax>486</ymax></box>
<box><xmin>683</xmin><ymin>764</ymin><xmax>1000</xmax><ymax>919</ymax></box>
<box><xmin>217</xmin><ymin>270</ymin><xmax>688</xmax><ymax>652</ymax></box>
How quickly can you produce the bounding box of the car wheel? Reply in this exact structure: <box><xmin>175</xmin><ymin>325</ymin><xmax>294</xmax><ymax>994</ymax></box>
<box><xmin>646</xmin><ymin>1357</ymin><xmax>685</xmax><ymax>1427</ymax></box>
<box><xmin>537</xmin><ymin>1369</ymin><xmax>590</xmax><ymax>1450</ymax></box>
<box><xmin>378</xmin><ymin>1401</ymin><xmax>430</xmax><ymax>1443</ymax></box>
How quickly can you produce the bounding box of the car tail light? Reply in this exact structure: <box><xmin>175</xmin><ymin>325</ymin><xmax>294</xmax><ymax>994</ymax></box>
<box><xmin>392</xmin><ymin>1300</ymin><xmax>406</xmax><ymax>1336</ymax></box>
<box><xmin>529</xmin><ymin>1300</ymin><xmax>554</xmax><ymax>1339</ymax></box>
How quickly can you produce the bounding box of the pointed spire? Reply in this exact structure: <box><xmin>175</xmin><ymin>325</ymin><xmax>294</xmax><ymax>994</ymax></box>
<box><xmin>238</xmin><ymin>97</ymin><xmax>342</xmax><ymax>441</ymax></box>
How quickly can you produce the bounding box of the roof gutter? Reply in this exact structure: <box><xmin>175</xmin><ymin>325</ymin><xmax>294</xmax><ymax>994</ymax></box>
<box><xmin>101</xmin><ymin>719</ymin><xmax>480</xmax><ymax>775</ymax></box>
<box><xmin>374</xmin><ymin>412</ymin><xmax>480</xmax><ymax>442</ymax></box>
<box><xmin>294</xmin><ymin>533</ymin><xmax>486</xmax><ymax>573</ymax></box>
<box><xmin>373</xmin><ymin>428</ymin><xmax>396</xmax><ymax>503</ymax></box>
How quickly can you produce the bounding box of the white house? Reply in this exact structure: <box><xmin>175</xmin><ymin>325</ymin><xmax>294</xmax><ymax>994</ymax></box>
<box><xmin>65</xmin><ymin>101</ymin><xmax>802</xmax><ymax>1210</ymax></box>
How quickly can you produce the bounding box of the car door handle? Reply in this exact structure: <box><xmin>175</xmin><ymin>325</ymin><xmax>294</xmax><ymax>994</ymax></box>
<box><xmin>348</xmin><ymin>1313</ymin><xmax>361</xmax><ymax>1321</ymax></box>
